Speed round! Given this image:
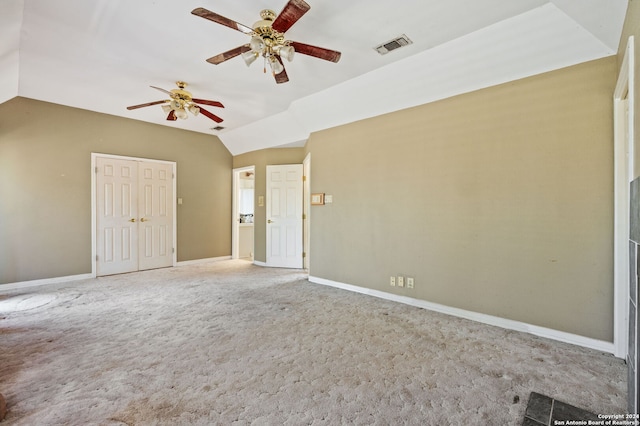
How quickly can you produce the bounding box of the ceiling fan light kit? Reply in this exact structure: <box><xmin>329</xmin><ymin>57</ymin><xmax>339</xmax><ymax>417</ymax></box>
<box><xmin>241</xmin><ymin>50</ymin><xmax>259</xmax><ymax>66</ymax></box>
<box><xmin>245</xmin><ymin>9</ymin><xmax>294</xmax><ymax>75</ymax></box>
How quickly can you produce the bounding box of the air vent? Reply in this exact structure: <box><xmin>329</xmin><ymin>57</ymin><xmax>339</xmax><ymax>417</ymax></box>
<box><xmin>211</xmin><ymin>126</ymin><xmax>225</xmax><ymax>131</ymax></box>
<box><xmin>374</xmin><ymin>34</ymin><xmax>413</xmax><ymax>55</ymax></box>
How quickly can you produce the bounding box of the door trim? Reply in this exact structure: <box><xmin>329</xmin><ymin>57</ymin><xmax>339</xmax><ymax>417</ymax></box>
<box><xmin>613</xmin><ymin>36</ymin><xmax>635</xmax><ymax>358</ymax></box>
<box><xmin>91</xmin><ymin>153</ymin><xmax>177</xmax><ymax>277</ymax></box>
<box><xmin>303</xmin><ymin>153</ymin><xmax>311</xmax><ymax>270</ymax></box>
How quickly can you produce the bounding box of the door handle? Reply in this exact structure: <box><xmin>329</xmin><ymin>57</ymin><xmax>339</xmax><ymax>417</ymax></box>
<box><xmin>268</xmin><ymin>219</ymin><xmax>273</xmax><ymax>224</ymax></box>
<box><xmin>129</xmin><ymin>218</ymin><xmax>136</xmax><ymax>222</ymax></box>
<box><xmin>140</xmin><ymin>218</ymin><xmax>148</xmax><ymax>222</ymax></box>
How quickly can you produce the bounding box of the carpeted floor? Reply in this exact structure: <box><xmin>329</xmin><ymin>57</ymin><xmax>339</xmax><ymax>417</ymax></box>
<box><xmin>0</xmin><ymin>260</ymin><xmax>627</xmax><ymax>425</ymax></box>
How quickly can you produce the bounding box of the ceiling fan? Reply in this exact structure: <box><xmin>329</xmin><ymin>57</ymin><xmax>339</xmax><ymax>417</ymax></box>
<box><xmin>126</xmin><ymin>81</ymin><xmax>224</xmax><ymax>123</ymax></box>
<box><xmin>191</xmin><ymin>0</ymin><xmax>341</xmax><ymax>84</ymax></box>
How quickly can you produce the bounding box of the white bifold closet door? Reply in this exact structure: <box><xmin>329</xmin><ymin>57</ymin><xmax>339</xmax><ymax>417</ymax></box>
<box><xmin>96</xmin><ymin>156</ymin><xmax>174</xmax><ymax>276</ymax></box>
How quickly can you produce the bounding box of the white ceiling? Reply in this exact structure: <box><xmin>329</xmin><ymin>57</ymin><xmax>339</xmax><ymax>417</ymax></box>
<box><xmin>0</xmin><ymin>0</ymin><xmax>628</xmax><ymax>155</ymax></box>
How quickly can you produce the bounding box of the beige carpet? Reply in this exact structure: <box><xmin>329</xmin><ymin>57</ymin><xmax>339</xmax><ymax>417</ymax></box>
<box><xmin>0</xmin><ymin>260</ymin><xmax>627</xmax><ymax>425</ymax></box>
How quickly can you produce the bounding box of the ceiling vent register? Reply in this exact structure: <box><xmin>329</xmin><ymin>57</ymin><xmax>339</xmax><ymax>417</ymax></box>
<box><xmin>374</xmin><ymin>34</ymin><xmax>413</xmax><ymax>55</ymax></box>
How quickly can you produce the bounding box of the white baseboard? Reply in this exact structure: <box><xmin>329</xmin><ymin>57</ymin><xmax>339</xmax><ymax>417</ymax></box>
<box><xmin>308</xmin><ymin>276</ymin><xmax>617</xmax><ymax>356</ymax></box>
<box><xmin>1</xmin><ymin>257</ymin><xmax>232</xmax><ymax>291</ymax></box>
<box><xmin>0</xmin><ymin>273</ymin><xmax>95</xmax><ymax>292</ymax></box>
<box><xmin>175</xmin><ymin>256</ymin><xmax>231</xmax><ymax>266</ymax></box>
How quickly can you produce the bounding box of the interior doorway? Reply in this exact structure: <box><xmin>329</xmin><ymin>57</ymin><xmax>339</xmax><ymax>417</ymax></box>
<box><xmin>232</xmin><ymin>166</ymin><xmax>255</xmax><ymax>261</ymax></box>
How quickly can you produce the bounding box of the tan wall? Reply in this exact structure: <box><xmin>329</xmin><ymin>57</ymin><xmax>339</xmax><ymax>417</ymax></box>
<box><xmin>0</xmin><ymin>97</ymin><xmax>232</xmax><ymax>285</ymax></box>
<box><xmin>306</xmin><ymin>57</ymin><xmax>617</xmax><ymax>341</ymax></box>
<box><xmin>233</xmin><ymin>148</ymin><xmax>306</xmax><ymax>262</ymax></box>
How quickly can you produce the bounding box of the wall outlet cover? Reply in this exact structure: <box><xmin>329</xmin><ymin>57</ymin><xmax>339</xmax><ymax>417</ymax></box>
<box><xmin>407</xmin><ymin>277</ymin><xmax>414</xmax><ymax>288</ymax></box>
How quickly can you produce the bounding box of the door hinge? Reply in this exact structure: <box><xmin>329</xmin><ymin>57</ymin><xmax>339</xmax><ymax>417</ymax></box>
<box><xmin>95</xmin><ymin>166</ymin><xmax>98</xmax><ymax>174</ymax></box>
<box><xmin>303</xmin><ymin>175</ymin><xmax>306</xmax><ymax>182</ymax></box>
<box><xmin>302</xmin><ymin>252</ymin><xmax>306</xmax><ymax>258</ymax></box>
<box><xmin>302</xmin><ymin>213</ymin><xmax>306</xmax><ymax>220</ymax></box>
<box><xmin>172</xmin><ymin>248</ymin><xmax>175</xmax><ymax>254</ymax></box>
<box><xmin>96</xmin><ymin>255</ymin><xmax>99</xmax><ymax>261</ymax></box>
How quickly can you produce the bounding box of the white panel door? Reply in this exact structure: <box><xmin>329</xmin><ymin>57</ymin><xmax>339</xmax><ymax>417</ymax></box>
<box><xmin>266</xmin><ymin>164</ymin><xmax>303</xmax><ymax>268</ymax></box>
<box><xmin>96</xmin><ymin>156</ymin><xmax>174</xmax><ymax>276</ymax></box>
<box><xmin>96</xmin><ymin>157</ymin><xmax>139</xmax><ymax>276</ymax></box>
<box><xmin>138</xmin><ymin>162</ymin><xmax>174</xmax><ymax>271</ymax></box>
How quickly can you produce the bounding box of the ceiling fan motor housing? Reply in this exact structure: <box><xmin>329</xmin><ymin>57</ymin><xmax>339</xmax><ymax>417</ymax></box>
<box><xmin>252</xmin><ymin>10</ymin><xmax>288</xmax><ymax>53</ymax></box>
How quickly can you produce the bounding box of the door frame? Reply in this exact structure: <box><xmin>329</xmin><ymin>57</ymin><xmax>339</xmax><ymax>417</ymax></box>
<box><xmin>613</xmin><ymin>36</ymin><xmax>635</xmax><ymax>358</ymax></box>
<box><xmin>91</xmin><ymin>153</ymin><xmax>177</xmax><ymax>277</ymax></box>
<box><xmin>232</xmin><ymin>165</ymin><xmax>255</xmax><ymax>260</ymax></box>
<box><xmin>303</xmin><ymin>153</ymin><xmax>311</xmax><ymax>270</ymax></box>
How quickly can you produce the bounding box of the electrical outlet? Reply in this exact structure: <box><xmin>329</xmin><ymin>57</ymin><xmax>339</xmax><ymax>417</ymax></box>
<box><xmin>407</xmin><ymin>277</ymin><xmax>414</xmax><ymax>289</ymax></box>
<box><xmin>398</xmin><ymin>276</ymin><xmax>404</xmax><ymax>287</ymax></box>
<box><xmin>390</xmin><ymin>276</ymin><xmax>396</xmax><ymax>286</ymax></box>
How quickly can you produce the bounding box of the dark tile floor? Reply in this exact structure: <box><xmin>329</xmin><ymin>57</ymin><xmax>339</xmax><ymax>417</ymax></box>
<box><xmin>523</xmin><ymin>392</ymin><xmax>600</xmax><ymax>425</ymax></box>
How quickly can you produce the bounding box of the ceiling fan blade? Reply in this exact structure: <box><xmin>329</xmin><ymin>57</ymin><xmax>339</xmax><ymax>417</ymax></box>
<box><xmin>290</xmin><ymin>41</ymin><xmax>341</xmax><ymax>63</ymax></box>
<box><xmin>167</xmin><ymin>110</ymin><xmax>177</xmax><ymax>121</ymax></box>
<box><xmin>198</xmin><ymin>106</ymin><xmax>224</xmax><ymax>123</ymax></box>
<box><xmin>150</xmin><ymin>86</ymin><xmax>173</xmax><ymax>96</ymax></box>
<box><xmin>191</xmin><ymin>8</ymin><xmax>254</xmax><ymax>35</ymax></box>
<box><xmin>272</xmin><ymin>0</ymin><xmax>310</xmax><ymax>33</ymax></box>
<box><xmin>126</xmin><ymin>100</ymin><xmax>167</xmax><ymax>110</ymax></box>
<box><xmin>206</xmin><ymin>45</ymin><xmax>252</xmax><ymax>65</ymax></box>
<box><xmin>192</xmin><ymin>99</ymin><xmax>224</xmax><ymax>108</ymax></box>
<box><xmin>274</xmin><ymin>56</ymin><xmax>289</xmax><ymax>84</ymax></box>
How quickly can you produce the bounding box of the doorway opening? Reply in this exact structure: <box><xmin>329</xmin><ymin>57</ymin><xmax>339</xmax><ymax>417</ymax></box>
<box><xmin>232</xmin><ymin>166</ymin><xmax>255</xmax><ymax>261</ymax></box>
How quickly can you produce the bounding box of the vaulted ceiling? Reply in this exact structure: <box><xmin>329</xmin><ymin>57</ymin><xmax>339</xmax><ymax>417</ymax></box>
<box><xmin>0</xmin><ymin>0</ymin><xmax>628</xmax><ymax>155</ymax></box>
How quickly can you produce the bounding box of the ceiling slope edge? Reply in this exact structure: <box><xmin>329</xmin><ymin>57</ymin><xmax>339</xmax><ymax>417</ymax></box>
<box><xmin>0</xmin><ymin>0</ymin><xmax>24</xmax><ymax>105</ymax></box>
<box><xmin>221</xmin><ymin>110</ymin><xmax>310</xmax><ymax>156</ymax></box>
<box><xmin>550</xmin><ymin>0</ymin><xmax>628</xmax><ymax>51</ymax></box>
<box><xmin>220</xmin><ymin>3</ymin><xmax>619</xmax><ymax>155</ymax></box>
